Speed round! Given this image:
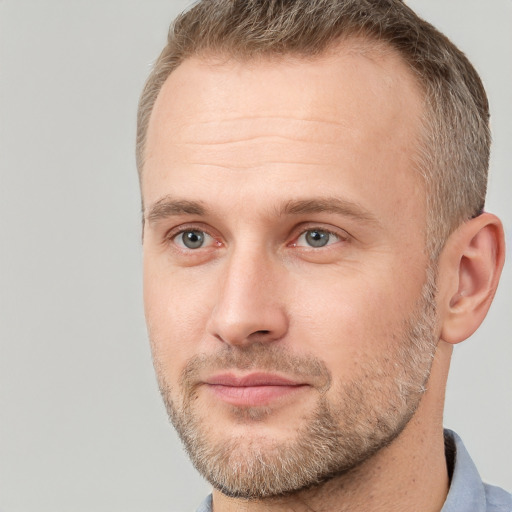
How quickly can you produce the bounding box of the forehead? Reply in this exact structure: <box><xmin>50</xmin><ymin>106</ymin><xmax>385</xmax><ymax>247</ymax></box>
<box><xmin>146</xmin><ymin>42</ymin><xmax>424</xmax><ymax>152</ymax></box>
<box><xmin>143</xmin><ymin>42</ymin><xmax>426</xmax><ymax>235</ymax></box>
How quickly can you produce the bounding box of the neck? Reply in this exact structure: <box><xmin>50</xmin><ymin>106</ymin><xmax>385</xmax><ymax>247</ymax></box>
<box><xmin>212</xmin><ymin>343</ymin><xmax>452</xmax><ymax>512</ymax></box>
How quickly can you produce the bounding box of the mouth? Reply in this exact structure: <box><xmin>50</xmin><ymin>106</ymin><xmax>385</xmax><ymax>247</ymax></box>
<box><xmin>203</xmin><ymin>372</ymin><xmax>309</xmax><ymax>407</ymax></box>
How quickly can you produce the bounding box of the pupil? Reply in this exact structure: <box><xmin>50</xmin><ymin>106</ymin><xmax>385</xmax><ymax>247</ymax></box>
<box><xmin>306</xmin><ymin>230</ymin><xmax>329</xmax><ymax>247</ymax></box>
<box><xmin>183</xmin><ymin>231</ymin><xmax>204</xmax><ymax>249</ymax></box>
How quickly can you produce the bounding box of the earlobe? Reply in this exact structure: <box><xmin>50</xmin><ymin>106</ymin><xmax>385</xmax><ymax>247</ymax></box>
<box><xmin>439</xmin><ymin>213</ymin><xmax>505</xmax><ymax>345</ymax></box>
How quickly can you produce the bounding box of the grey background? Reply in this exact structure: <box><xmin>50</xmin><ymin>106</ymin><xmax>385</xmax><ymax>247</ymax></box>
<box><xmin>0</xmin><ymin>1</ymin><xmax>510</xmax><ymax>511</ymax></box>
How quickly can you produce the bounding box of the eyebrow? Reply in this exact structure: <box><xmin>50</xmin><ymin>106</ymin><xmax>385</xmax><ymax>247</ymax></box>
<box><xmin>145</xmin><ymin>195</ymin><xmax>379</xmax><ymax>226</ymax></box>
<box><xmin>146</xmin><ymin>196</ymin><xmax>206</xmax><ymax>224</ymax></box>
<box><xmin>280</xmin><ymin>198</ymin><xmax>379</xmax><ymax>225</ymax></box>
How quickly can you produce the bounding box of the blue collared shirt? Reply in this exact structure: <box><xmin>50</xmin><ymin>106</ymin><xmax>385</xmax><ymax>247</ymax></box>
<box><xmin>196</xmin><ymin>430</ymin><xmax>511</xmax><ymax>512</ymax></box>
<box><xmin>441</xmin><ymin>430</ymin><xmax>511</xmax><ymax>511</ymax></box>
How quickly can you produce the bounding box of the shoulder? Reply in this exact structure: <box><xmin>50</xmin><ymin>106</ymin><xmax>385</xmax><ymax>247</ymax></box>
<box><xmin>484</xmin><ymin>483</ymin><xmax>512</xmax><ymax>512</ymax></box>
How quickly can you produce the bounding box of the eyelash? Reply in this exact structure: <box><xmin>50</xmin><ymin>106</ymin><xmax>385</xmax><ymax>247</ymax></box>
<box><xmin>165</xmin><ymin>224</ymin><xmax>220</xmax><ymax>251</ymax></box>
<box><xmin>165</xmin><ymin>224</ymin><xmax>350</xmax><ymax>252</ymax></box>
<box><xmin>292</xmin><ymin>227</ymin><xmax>347</xmax><ymax>249</ymax></box>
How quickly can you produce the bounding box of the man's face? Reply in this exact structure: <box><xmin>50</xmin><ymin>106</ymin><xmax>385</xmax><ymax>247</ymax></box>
<box><xmin>142</xmin><ymin>46</ymin><xmax>438</xmax><ymax>497</ymax></box>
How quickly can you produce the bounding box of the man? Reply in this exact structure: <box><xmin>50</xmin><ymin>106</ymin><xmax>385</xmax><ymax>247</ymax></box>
<box><xmin>137</xmin><ymin>1</ymin><xmax>510</xmax><ymax>511</ymax></box>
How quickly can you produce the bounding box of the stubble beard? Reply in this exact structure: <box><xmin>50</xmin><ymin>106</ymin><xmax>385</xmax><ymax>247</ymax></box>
<box><xmin>153</xmin><ymin>267</ymin><xmax>439</xmax><ymax>499</ymax></box>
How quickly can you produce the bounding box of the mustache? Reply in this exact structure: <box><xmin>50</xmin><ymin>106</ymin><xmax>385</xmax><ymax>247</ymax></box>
<box><xmin>179</xmin><ymin>342</ymin><xmax>332</xmax><ymax>392</ymax></box>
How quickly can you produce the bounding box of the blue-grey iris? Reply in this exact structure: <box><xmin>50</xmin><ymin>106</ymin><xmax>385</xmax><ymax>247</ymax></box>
<box><xmin>182</xmin><ymin>230</ymin><xmax>204</xmax><ymax>249</ymax></box>
<box><xmin>306</xmin><ymin>230</ymin><xmax>330</xmax><ymax>247</ymax></box>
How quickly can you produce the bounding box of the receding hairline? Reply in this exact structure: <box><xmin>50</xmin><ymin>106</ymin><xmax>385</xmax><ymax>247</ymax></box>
<box><xmin>139</xmin><ymin>34</ymin><xmax>426</xmax><ymax>179</ymax></box>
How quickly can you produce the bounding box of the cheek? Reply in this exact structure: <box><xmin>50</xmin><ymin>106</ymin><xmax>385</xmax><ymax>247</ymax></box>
<box><xmin>143</xmin><ymin>261</ymin><xmax>213</xmax><ymax>385</ymax></box>
<box><xmin>290</xmin><ymin>269</ymin><xmax>420</xmax><ymax>372</ymax></box>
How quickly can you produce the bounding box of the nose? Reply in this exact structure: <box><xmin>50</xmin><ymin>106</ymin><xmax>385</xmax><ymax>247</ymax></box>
<box><xmin>207</xmin><ymin>248</ymin><xmax>289</xmax><ymax>347</ymax></box>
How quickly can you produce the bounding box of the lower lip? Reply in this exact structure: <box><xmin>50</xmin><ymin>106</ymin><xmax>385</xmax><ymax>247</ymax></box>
<box><xmin>206</xmin><ymin>384</ymin><xmax>307</xmax><ymax>407</ymax></box>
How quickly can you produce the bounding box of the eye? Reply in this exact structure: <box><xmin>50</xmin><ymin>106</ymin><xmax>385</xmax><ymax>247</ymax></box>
<box><xmin>173</xmin><ymin>230</ymin><xmax>213</xmax><ymax>250</ymax></box>
<box><xmin>295</xmin><ymin>229</ymin><xmax>341</xmax><ymax>248</ymax></box>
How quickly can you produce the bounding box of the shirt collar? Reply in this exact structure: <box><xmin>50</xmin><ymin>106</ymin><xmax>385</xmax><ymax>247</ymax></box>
<box><xmin>441</xmin><ymin>429</ymin><xmax>487</xmax><ymax>512</ymax></box>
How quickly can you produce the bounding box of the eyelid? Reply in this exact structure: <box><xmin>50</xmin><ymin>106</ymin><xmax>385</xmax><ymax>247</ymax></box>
<box><xmin>174</xmin><ymin>230</ymin><xmax>215</xmax><ymax>250</ymax></box>
<box><xmin>289</xmin><ymin>224</ymin><xmax>351</xmax><ymax>248</ymax></box>
<box><xmin>165</xmin><ymin>223</ymin><xmax>222</xmax><ymax>250</ymax></box>
<box><xmin>162</xmin><ymin>222</ymin><xmax>350</xmax><ymax>252</ymax></box>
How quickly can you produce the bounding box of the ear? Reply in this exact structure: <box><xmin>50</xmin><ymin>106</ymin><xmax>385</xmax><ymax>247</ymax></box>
<box><xmin>437</xmin><ymin>213</ymin><xmax>505</xmax><ymax>345</ymax></box>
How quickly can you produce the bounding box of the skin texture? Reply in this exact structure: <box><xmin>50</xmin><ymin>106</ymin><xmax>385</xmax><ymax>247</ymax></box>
<box><xmin>141</xmin><ymin>43</ymin><xmax>505</xmax><ymax>512</ymax></box>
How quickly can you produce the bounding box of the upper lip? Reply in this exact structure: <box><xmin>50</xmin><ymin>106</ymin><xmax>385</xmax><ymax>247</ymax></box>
<box><xmin>205</xmin><ymin>372</ymin><xmax>304</xmax><ymax>387</ymax></box>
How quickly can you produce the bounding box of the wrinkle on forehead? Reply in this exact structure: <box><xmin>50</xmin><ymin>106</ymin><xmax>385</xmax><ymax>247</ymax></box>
<box><xmin>145</xmin><ymin>42</ymin><xmax>423</xmax><ymax>154</ymax></box>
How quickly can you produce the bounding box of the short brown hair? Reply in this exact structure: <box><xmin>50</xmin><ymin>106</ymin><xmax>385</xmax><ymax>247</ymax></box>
<box><xmin>137</xmin><ymin>0</ymin><xmax>490</xmax><ymax>257</ymax></box>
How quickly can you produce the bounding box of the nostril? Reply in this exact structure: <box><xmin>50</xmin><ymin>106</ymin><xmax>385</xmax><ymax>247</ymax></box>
<box><xmin>246</xmin><ymin>329</ymin><xmax>273</xmax><ymax>343</ymax></box>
